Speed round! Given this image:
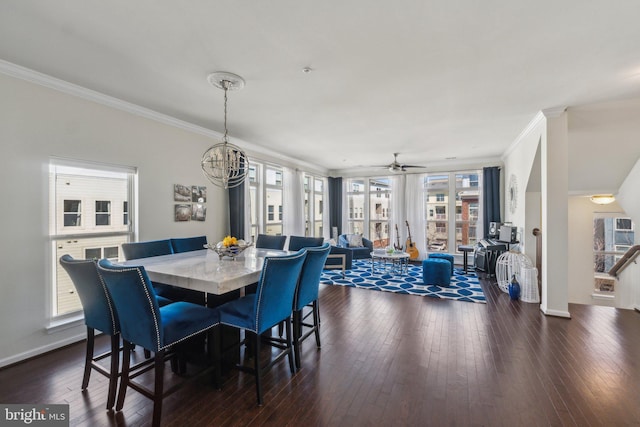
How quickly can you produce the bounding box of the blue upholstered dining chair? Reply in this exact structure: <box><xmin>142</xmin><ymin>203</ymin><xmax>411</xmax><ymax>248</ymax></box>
<box><xmin>255</xmin><ymin>234</ymin><xmax>287</xmax><ymax>250</ymax></box>
<box><xmin>59</xmin><ymin>255</ymin><xmax>120</xmax><ymax>410</ymax></box>
<box><xmin>288</xmin><ymin>235</ymin><xmax>325</xmax><ymax>251</ymax></box>
<box><xmin>292</xmin><ymin>242</ymin><xmax>331</xmax><ymax>370</ymax></box>
<box><xmin>170</xmin><ymin>235</ymin><xmax>208</xmax><ymax>253</ymax></box>
<box><xmin>97</xmin><ymin>259</ymin><xmax>221</xmax><ymax>427</ymax></box>
<box><xmin>121</xmin><ymin>239</ymin><xmax>174</xmax><ymax>260</ymax></box>
<box><xmin>217</xmin><ymin>249</ymin><xmax>307</xmax><ymax>405</ymax></box>
<box><xmin>121</xmin><ymin>238</ymin><xmax>190</xmax><ymax>305</ymax></box>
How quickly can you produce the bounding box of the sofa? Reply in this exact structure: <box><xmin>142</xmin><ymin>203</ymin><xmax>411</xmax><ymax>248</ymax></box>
<box><xmin>326</xmin><ymin>245</ymin><xmax>354</xmax><ymax>271</ymax></box>
<box><xmin>338</xmin><ymin>234</ymin><xmax>374</xmax><ymax>260</ymax></box>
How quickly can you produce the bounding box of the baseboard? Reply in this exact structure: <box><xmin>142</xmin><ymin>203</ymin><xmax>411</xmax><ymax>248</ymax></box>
<box><xmin>635</xmin><ymin>305</ymin><xmax>640</xmax><ymax>312</ymax></box>
<box><xmin>0</xmin><ymin>333</ymin><xmax>85</xmax><ymax>369</ymax></box>
<box><xmin>540</xmin><ymin>306</ymin><xmax>571</xmax><ymax>318</ymax></box>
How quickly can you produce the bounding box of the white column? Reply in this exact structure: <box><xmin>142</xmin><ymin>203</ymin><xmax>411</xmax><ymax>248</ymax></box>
<box><xmin>540</xmin><ymin>108</ymin><xmax>571</xmax><ymax>318</ymax></box>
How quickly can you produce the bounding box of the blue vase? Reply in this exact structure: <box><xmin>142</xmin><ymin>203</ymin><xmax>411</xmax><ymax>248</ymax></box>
<box><xmin>508</xmin><ymin>274</ymin><xmax>521</xmax><ymax>300</ymax></box>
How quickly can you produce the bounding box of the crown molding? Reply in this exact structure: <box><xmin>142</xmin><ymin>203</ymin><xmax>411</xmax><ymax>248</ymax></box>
<box><xmin>0</xmin><ymin>59</ymin><xmax>328</xmax><ymax>175</ymax></box>
<box><xmin>501</xmin><ymin>111</ymin><xmax>545</xmax><ymax>159</ymax></box>
<box><xmin>0</xmin><ymin>59</ymin><xmax>227</xmax><ymax>137</ymax></box>
<box><xmin>541</xmin><ymin>106</ymin><xmax>567</xmax><ymax>118</ymax></box>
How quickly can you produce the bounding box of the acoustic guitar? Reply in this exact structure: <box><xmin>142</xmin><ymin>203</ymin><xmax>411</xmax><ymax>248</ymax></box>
<box><xmin>405</xmin><ymin>220</ymin><xmax>419</xmax><ymax>260</ymax></box>
<box><xmin>394</xmin><ymin>224</ymin><xmax>403</xmax><ymax>251</ymax></box>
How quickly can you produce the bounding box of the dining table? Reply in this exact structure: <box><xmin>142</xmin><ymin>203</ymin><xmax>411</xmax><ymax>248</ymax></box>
<box><xmin>119</xmin><ymin>246</ymin><xmax>290</xmax><ymax>295</ymax></box>
<box><xmin>119</xmin><ymin>246</ymin><xmax>291</xmax><ymax>371</ymax></box>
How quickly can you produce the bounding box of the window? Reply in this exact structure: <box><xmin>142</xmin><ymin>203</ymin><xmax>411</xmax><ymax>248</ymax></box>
<box><xmin>455</xmin><ymin>172</ymin><xmax>480</xmax><ymax>248</ymax></box>
<box><xmin>104</xmin><ymin>246</ymin><xmax>119</xmax><ymax>259</ymax></box>
<box><xmin>85</xmin><ymin>248</ymin><xmax>101</xmax><ymax>259</ymax></box>
<box><xmin>344</xmin><ymin>177</ymin><xmax>391</xmax><ymax>248</ymax></box>
<box><xmin>249</xmin><ymin>162</ymin><xmax>284</xmax><ymax>239</ymax></box>
<box><xmin>593</xmin><ymin>214</ymin><xmax>635</xmax><ymax>295</ymax></box>
<box><xmin>95</xmin><ymin>201</ymin><xmax>111</xmax><ymax>225</ymax></box>
<box><xmin>63</xmin><ymin>200</ymin><xmax>82</xmax><ymax>227</ymax></box>
<box><xmin>346</xmin><ymin>179</ymin><xmax>365</xmax><ymax>235</ymax></box>
<box><xmin>302</xmin><ymin>174</ymin><xmax>325</xmax><ymax>237</ymax></box>
<box><xmin>616</xmin><ymin>218</ymin><xmax>633</xmax><ymax>231</ymax></box>
<box><xmin>424</xmin><ymin>170</ymin><xmax>482</xmax><ymax>253</ymax></box>
<box><xmin>50</xmin><ymin>159</ymin><xmax>135</xmax><ymax>317</ymax></box>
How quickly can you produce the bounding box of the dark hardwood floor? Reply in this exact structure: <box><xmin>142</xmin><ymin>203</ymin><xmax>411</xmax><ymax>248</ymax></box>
<box><xmin>2</xmin><ymin>274</ymin><xmax>640</xmax><ymax>426</ymax></box>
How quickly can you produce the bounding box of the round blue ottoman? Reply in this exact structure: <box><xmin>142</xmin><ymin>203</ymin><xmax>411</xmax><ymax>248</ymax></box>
<box><xmin>422</xmin><ymin>258</ymin><xmax>451</xmax><ymax>286</ymax></box>
<box><xmin>428</xmin><ymin>253</ymin><xmax>454</xmax><ymax>276</ymax></box>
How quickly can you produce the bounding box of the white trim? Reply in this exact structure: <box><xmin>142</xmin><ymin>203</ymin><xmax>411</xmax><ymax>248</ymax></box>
<box><xmin>0</xmin><ymin>59</ymin><xmax>327</xmax><ymax>176</ymax></box>
<box><xmin>0</xmin><ymin>332</ymin><xmax>86</xmax><ymax>369</ymax></box>
<box><xmin>540</xmin><ymin>307</ymin><xmax>571</xmax><ymax>318</ymax></box>
<box><xmin>501</xmin><ymin>111</ymin><xmax>545</xmax><ymax>159</ymax></box>
<box><xmin>46</xmin><ymin>313</ymin><xmax>85</xmax><ymax>333</ymax></box>
<box><xmin>591</xmin><ymin>293</ymin><xmax>615</xmax><ymax>301</ymax></box>
<box><xmin>541</xmin><ymin>106</ymin><xmax>568</xmax><ymax>118</ymax></box>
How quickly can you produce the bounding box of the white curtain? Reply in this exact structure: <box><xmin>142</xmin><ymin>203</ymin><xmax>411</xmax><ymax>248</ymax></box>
<box><xmin>390</xmin><ymin>174</ymin><xmax>406</xmax><ymax>249</ymax></box>
<box><xmin>405</xmin><ymin>173</ymin><xmax>427</xmax><ymax>260</ymax></box>
<box><xmin>283</xmin><ymin>167</ymin><xmax>305</xmax><ymax>237</ymax></box>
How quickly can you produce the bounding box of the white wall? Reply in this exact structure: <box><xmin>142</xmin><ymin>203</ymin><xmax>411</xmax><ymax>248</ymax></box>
<box><xmin>568</xmin><ymin>98</ymin><xmax>640</xmax><ymax>195</ymax></box>
<box><xmin>501</xmin><ymin>113</ymin><xmax>545</xmax><ymax>262</ymax></box>
<box><xmin>617</xmin><ymin>156</ymin><xmax>640</xmax><ymax>226</ymax></box>
<box><xmin>0</xmin><ymin>73</ymin><xmax>229</xmax><ymax>366</ymax></box>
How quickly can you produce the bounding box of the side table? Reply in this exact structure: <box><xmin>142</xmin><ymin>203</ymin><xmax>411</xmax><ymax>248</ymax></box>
<box><xmin>370</xmin><ymin>251</ymin><xmax>410</xmax><ymax>276</ymax></box>
<box><xmin>458</xmin><ymin>245</ymin><xmax>475</xmax><ymax>274</ymax></box>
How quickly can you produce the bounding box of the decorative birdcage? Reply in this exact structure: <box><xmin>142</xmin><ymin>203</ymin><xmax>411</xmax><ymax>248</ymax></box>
<box><xmin>520</xmin><ymin>266</ymin><xmax>540</xmax><ymax>303</ymax></box>
<box><xmin>495</xmin><ymin>251</ymin><xmax>533</xmax><ymax>293</ymax></box>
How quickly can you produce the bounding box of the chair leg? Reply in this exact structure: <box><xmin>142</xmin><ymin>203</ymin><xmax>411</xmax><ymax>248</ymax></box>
<box><xmin>208</xmin><ymin>326</ymin><xmax>222</xmax><ymax>389</ymax></box>
<box><xmin>152</xmin><ymin>349</ymin><xmax>165</xmax><ymax>427</ymax></box>
<box><xmin>313</xmin><ymin>301</ymin><xmax>322</xmax><ymax>348</ymax></box>
<box><xmin>106</xmin><ymin>334</ymin><xmax>120</xmax><ymax>410</ymax></box>
<box><xmin>252</xmin><ymin>332</ymin><xmax>263</xmax><ymax>406</ymax></box>
<box><xmin>277</xmin><ymin>321</ymin><xmax>284</xmax><ymax>338</ymax></box>
<box><xmin>82</xmin><ymin>327</ymin><xmax>94</xmax><ymax>391</ymax></box>
<box><xmin>285</xmin><ymin>317</ymin><xmax>295</xmax><ymax>374</ymax></box>
<box><xmin>115</xmin><ymin>341</ymin><xmax>132</xmax><ymax>411</ymax></box>
<box><xmin>292</xmin><ymin>310</ymin><xmax>302</xmax><ymax>370</ymax></box>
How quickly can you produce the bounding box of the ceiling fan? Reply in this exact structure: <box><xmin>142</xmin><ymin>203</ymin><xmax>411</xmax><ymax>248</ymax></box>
<box><xmin>376</xmin><ymin>153</ymin><xmax>425</xmax><ymax>172</ymax></box>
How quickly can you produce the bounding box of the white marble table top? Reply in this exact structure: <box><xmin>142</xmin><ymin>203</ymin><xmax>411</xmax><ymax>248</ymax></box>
<box><xmin>370</xmin><ymin>251</ymin><xmax>410</xmax><ymax>260</ymax></box>
<box><xmin>119</xmin><ymin>247</ymin><xmax>290</xmax><ymax>295</ymax></box>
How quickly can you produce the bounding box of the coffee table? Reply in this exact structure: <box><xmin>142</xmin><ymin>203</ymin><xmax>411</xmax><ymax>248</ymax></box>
<box><xmin>370</xmin><ymin>251</ymin><xmax>410</xmax><ymax>276</ymax></box>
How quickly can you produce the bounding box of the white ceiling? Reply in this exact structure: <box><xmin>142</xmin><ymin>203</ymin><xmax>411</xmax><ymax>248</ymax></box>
<box><xmin>2</xmin><ymin>1</ymin><xmax>640</xmax><ymax>174</ymax></box>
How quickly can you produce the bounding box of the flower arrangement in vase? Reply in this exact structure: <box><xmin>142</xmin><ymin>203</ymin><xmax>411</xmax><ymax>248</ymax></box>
<box><xmin>206</xmin><ymin>235</ymin><xmax>253</xmax><ymax>260</ymax></box>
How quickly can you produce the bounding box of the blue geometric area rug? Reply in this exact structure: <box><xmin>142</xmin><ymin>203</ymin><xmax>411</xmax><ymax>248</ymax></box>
<box><xmin>321</xmin><ymin>259</ymin><xmax>486</xmax><ymax>304</ymax></box>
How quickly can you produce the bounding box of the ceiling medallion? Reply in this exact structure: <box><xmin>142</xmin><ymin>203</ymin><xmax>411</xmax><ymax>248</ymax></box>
<box><xmin>201</xmin><ymin>72</ymin><xmax>249</xmax><ymax>189</ymax></box>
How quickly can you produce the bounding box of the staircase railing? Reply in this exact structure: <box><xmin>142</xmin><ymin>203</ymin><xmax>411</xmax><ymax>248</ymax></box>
<box><xmin>608</xmin><ymin>245</ymin><xmax>640</xmax><ymax>278</ymax></box>
<box><xmin>532</xmin><ymin>228</ymin><xmax>542</xmax><ymax>295</ymax></box>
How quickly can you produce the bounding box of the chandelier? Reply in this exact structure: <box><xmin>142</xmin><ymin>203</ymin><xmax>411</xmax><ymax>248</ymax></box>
<box><xmin>201</xmin><ymin>72</ymin><xmax>249</xmax><ymax>189</ymax></box>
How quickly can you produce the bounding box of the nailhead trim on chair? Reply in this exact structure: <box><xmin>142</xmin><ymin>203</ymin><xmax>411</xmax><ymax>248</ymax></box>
<box><xmin>99</xmin><ymin>264</ymin><xmax>220</xmax><ymax>351</ymax></box>
<box><xmin>95</xmin><ymin>260</ymin><xmax>120</xmax><ymax>335</ymax></box>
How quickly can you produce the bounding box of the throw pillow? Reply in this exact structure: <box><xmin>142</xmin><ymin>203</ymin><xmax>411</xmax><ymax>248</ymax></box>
<box><xmin>347</xmin><ymin>234</ymin><xmax>364</xmax><ymax>248</ymax></box>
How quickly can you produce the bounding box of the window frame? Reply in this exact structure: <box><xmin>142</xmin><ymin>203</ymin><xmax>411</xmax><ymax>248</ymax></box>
<box><xmin>49</xmin><ymin>158</ymin><xmax>136</xmax><ymax>320</ymax></box>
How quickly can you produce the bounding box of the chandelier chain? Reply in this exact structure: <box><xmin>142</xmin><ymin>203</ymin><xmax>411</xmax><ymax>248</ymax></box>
<box><xmin>223</xmin><ymin>81</ymin><xmax>229</xmax><ymax>143</ymax></box>
<box><xmin>201</xmin><ymin>72</ymin><xmax>248</xmax><ymax>189</ymax></box>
